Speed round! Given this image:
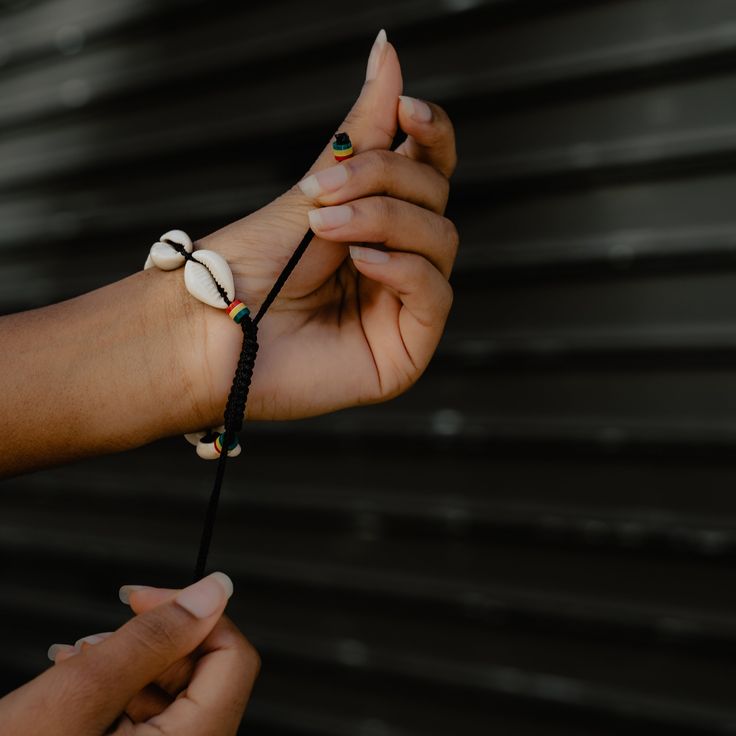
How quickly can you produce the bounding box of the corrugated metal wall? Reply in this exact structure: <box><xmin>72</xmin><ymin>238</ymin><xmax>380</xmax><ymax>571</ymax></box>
<box><xmin>4</xmin><ymin>0</ymin><xmax>736</xmax><ymax>733</ymax></box>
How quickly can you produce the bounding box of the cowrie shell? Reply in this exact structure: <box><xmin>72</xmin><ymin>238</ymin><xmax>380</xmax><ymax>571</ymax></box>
<box><xmin>148</xmin><ymin>230</ymin><xmax>194</xmax><ymax>270</ymax></box>
<box><xmin>184</xmin><ymin>425</ymin><xmax>225</xmax><ymax>447</ymax></box>
<box><xmin>196</xmin><ymin>441</ymin><xmax>220</xmax><ymax>460</ymax></box>
<box><xmin>184</xmin><ymin>431</ymin><xmax>206</xmax><ymax>447</ymax></box>
<box><xmin>184</xmin><ymin>250</ymin><xmax>234</xmax><ymax>308</ymax></box>
<box><xmin>144</xmin><ymin>253</ymin><xmax>155</xmax><ymax>270</ymax></box>
<box><xmin>160</xmin><ymin>230</ymin><xmax>193</xmax><ymax>252</ymax></box>
<box><xmin>150</xmin><ymin>241</ymin><xmax>185</xmax><ymax>270</ymax></box>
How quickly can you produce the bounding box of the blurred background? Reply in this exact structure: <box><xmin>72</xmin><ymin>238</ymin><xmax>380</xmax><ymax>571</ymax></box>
<box><xmin>4</xmin><ymin>0</ymin><xmax>736</xmax><ymax>733</ymax></box>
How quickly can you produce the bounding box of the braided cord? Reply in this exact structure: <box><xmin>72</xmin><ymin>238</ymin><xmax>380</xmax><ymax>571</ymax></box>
<box><xmin>192</xmin><ymin>226</ymin><xmax>315</xmax><ymax>581</ymax></box>
<box><xmin>192</xmin><ymin>131</ymin><xmax>353</xmax><ymax>581</ymax></box>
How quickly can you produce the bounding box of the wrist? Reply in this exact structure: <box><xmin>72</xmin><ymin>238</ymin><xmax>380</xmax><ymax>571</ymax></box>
<box><xmin>194</xmin><ymin>303</ymin><xmax>244</xmax><ymax>426</ymax></box>
<box><xmin>162</xmin><ymin>266</ymin><xmax>243</xmax><ymax>431</ymax></box>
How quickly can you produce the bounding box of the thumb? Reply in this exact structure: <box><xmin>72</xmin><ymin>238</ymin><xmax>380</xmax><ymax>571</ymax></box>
<box><xmin>303</xmin><ymin>28</ymin><xmax>403</xmax><ymax>178</ymax></box>
<box><xmin>58</xmin><ymin>572</ymin><xmax>233</xmax><ymax>731</ymax></box>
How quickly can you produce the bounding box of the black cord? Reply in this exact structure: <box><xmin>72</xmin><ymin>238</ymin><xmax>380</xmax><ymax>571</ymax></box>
<box><xmin>192</xmin><ymin>226</ymin><xmax>315</xmax><ymax>581</ymax></box>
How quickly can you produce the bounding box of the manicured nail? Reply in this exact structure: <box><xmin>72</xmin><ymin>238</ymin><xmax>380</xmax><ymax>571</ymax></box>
<box><xmin>399</xmin><ymin>95</ymin><xmax>432</xmax><ymax>123</ymax></box>
<box><xmin>74</xmin><ymin>632</ymin><xmax>113</xmax><ymax>649</ymax></box>
<box><xmin>349</xmin><ymin>245</ymin><xmax>390</xmax><ymax>264</ymax></box>
<box><xmin>366</xmin><ymin>29</ymin><xmax>388</xmax><ymax>81</ymax></box>
<box><xmin>119</xmin><ymin>584</ymin><xmax>149</xmax><ymax>605</ymax></box>
<box><xmin>47</xmin><ymin>643</ymin><xmax>75</xmax><ymax>662</ymax></box>
<box><xmin>176</xmin><ymin>571</ymin><xmax>233</xmax><ymax>619</ymax></box>
<box><xmin>308</xmin><ymin>205</ymin><xmax>353</xmax><ymax>230</ymax></box>
<box><xmin>298</xmin><ymin>164</ymin><xmax>350</xmax><ymax>199</ymax></box>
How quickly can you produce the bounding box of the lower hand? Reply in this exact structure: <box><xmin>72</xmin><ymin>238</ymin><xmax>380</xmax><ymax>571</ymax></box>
<box><xmin>0</xmin><ymin>573</ymin><xmax>259</xmax><ymax>735</ymax></box>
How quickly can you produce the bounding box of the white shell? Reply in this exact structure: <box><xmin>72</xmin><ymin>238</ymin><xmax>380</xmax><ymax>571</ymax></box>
<box><xmin>160</xmin><ymin>230</ymin><xmax>193</xmax><ymax>252</ymax></box>
<box><xmin>184</xmin><ymin>250</ymin><xmax>234</xmax><ymax>308</ymax></box>
<box><xmin>184</xmin><ymin>431</ymin><xmax>206</xmax><ymax>446</ymax></box>
<box><xmin>144</xmin><ymin>253</ymin><xmax>155</xmax><ymax>270</ymax></box>
<box><xmin>184</xmin><ymin>425</ymin><xmax>225</xmax><ymax>446</ymax></box>
<box><xmin>150</xmin><ymin>241</ymin><xmax>185</xmax><ymax>270</ymax></box>
<box><xmin>227</xmin><ymin>443</ymin><xmax>242</xmax><ymax>458</ymax></box>
<box><xmin>196</xmin><ymin>441</ymin><xmax>220</xmax><ymax>460</ymax></box>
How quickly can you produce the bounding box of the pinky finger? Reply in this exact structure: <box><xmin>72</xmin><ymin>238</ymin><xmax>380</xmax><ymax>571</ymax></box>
<box><xmin>349</xmin><ymin>247</ymin><xmax>453</xmax><ymax>372</ymax></box>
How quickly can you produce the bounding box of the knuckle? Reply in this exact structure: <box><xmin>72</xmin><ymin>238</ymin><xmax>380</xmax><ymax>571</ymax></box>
<box><xmin>443</xmin><ymin>217</ymin><xmax>460</xmax><ymax>252</ymax></box>
<box><xmin>442</xmin><ymin>279</ymin><xmax>455</xmax><ymax>312</ymax></box>
<box><xmin>363</xmin><ymin>148</ymin><xmax>392</xmax><ymax>180</ymax></box>
<box><xmin>129</xmin><ymin>614</ymin><xmax>179</xmax><ymax>662</ymax></box>
<box><xmin>367</xmin><ymin>196</ymin><xmax>393</xmax><ymax>236</ymax></box>
<box><xmin>245</xmin><ymin>640</ymin><xmax>262</xmax><ymax>677</ymax></box>
<box><xmin>234</xmin><ymin>632</ymin><xmax>262</xmax><ymax>677</ymax></box>
<box><xmin>446</xmin><ymin>146</ymin><xmax>458</xmax><ymax>177</ymax></box>
<box><xmin>59</xmin><ymin>665</ymin><xmax>98</xmax><ymax>703</ymax></box>
<box><xmin>436</xmin><ymin>175</ymin><xmax>451</xmax><ymax>209</ymax></box>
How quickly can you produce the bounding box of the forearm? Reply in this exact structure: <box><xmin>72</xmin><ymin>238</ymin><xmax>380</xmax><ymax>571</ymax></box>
<box><xmin>0</xmin><ymin>268</ymin><xmax>239</xmax><ymax>478</ymax></box>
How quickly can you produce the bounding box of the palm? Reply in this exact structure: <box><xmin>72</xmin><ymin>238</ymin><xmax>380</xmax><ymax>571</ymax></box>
<box><xmin>203</xmin><ymin>190</ymin><xmax>407</xmax><ymax>419</ymax></box>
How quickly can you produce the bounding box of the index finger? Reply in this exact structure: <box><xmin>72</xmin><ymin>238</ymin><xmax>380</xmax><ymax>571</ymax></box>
<box><xmin>394</xmin><ymin>96</ymin><xmax>457</xmax><ymax>179</ymax></box>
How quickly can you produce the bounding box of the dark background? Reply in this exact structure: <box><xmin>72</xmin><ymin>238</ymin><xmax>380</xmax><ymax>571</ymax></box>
<box><xmin>3</xmin><ymin>0</ymin><xmax>736</xmax><ymax>733</ymax></box>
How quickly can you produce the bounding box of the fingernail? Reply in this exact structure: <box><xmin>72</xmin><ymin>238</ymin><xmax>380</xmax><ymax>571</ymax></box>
<box><xmin>366</xmin><ymin>28</ymin><xmax>388</xmax><ymax>81</ymax></box>
<box><xmin>308</xmin><ymin>205</ymin><xmax>353</xmax><ymax>230</ymax></box>
<box><xmin>47</xmin><ymin>643</ymin><xmax>75</xmax><ymax>661</ymax></box>
<box><xmin>349</xmin><ymin>245</ymin><xmax>390</xmax><ymax>264</ymax></box>
<box><xmin>298</xmin><ymin>164</ymin><xmax>350</xmax><ymax>199</ymax></box>
<box><xmin>74</xmin><ymin>632</ymin><xmax>113</xmax><ymax>649</ymax></box>
<box><xmin>119</xmin><ymin>584</ymin><xmax>149</xmax><ymax>605</ymax></box>
<box><xmin>176</xmin><ymin>571</ymin><xmax>233</xmax><ymax>619</ymax></box>
<box><xmin>399</xmin><ymin>95</ymin><xmax>432</xmax><ymax>123</ymax></box>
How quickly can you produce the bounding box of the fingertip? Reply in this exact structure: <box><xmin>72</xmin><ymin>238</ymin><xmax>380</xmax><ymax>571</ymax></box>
<box><xmin>308</xmin><ymin>205</ymin><xmax>353</xmax><ymax>232</ymax></box>
<box><xmin>349</xmin><ymin>245</ymin><xmax>391</xmax><ymax>265</ymax></box>
<box><xmin>297</xmin><ymin>174</ymin><xmax>321</xmax><ymax>200</ymax></box>
<box><xmin>399</xmin><ymin>95</ymin><xmax>433</xmax><ymax>124</ymax></box>
<box><xmin>211</xmin><ymin>571</ymin><xmax>234</xmax><ymax>599</ymax></box>
<box><xmin>119</xmin><ymin>584</ymin><xmax>149</xmax><ymax>605</ymax></box>
<box><xmin>47</xmin><ymin>643</ymin><xmax>75</xmax><ymax>662</ymax></box>
<box><xmin>176</xmin><ymin>571</ymin><xmax>233</xmax><ymax>620</ymax></box>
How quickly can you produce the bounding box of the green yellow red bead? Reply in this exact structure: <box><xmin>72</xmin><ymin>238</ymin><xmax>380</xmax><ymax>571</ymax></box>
<box><xmin>226</xmin><ymin>300</ymin><xmax>250</xmax><ymax>323</ymax></box>
<box><xmin>214</xmin><ymin>432</ymin><xmax>239</xmax><ymax>455</ymax></box>
<box><xmin>332</xmin><ymin>132</ymin><xmax>354</xmax><ymax>162</ymax></box>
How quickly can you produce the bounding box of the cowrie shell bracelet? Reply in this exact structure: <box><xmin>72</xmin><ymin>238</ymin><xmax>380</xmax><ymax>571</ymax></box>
<box><xmin>143</xmin><ymin>133</ymin><xmax>356</xmax><ymax>580</ymax></box>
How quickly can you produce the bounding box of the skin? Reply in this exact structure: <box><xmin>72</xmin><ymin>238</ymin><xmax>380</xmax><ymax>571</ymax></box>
<box><xmin>0</xmin><ymin>31</ymin><xmax>458</xmax><ymax>734</ymax></box>
<box><xmin>0</xmin><ymin>574</ymin><xmax>260</xmax><ymax>736</ymax></box>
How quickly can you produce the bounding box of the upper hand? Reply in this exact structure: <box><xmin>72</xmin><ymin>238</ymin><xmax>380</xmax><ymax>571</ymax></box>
<box><xmin>184</xmin><ymin>34</ymin><xmax>458</xmax><ymax>424</ymax></box>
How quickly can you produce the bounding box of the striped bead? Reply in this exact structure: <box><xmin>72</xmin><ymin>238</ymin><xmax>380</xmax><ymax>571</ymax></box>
<box><xmin>332</xmin><ymin>132</ymin><xmax>354</xmax><ymax>161</ymax></box>
<box><xmin>214</xmin><ymin>432</ymin><xmax>240</xmax><ymax>456</ymax></box>
<box><xmin>226</xmin><ymin>299</ymin><xmax>250</xmax><ymax>323</ymax></box>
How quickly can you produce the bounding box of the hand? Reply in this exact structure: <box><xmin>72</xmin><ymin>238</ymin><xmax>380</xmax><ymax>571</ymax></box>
<box><xmin>0</xmin><ymin>31</ymin><xmax>458</xmax><ymax>475</ymax></box>
<box><xmin>0</xmin><ymin>573</ymin><xmax>259</xmax><ymax>735</ymax></box>
<box><xmin>184</xmin><ymin>31</ymin><xmax>458</xmax><ymax>424</ymax></box>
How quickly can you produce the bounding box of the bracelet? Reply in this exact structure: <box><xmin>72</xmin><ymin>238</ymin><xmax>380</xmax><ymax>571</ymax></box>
<box><xmin>144</xmin><ymin>132</ymin><xmax>356</xmax><ymax>581</ymax></box>
<box><xmin>144</xmin><ymin>229</ymin><xmax>249</xmax><ymax>459</ymax></box>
